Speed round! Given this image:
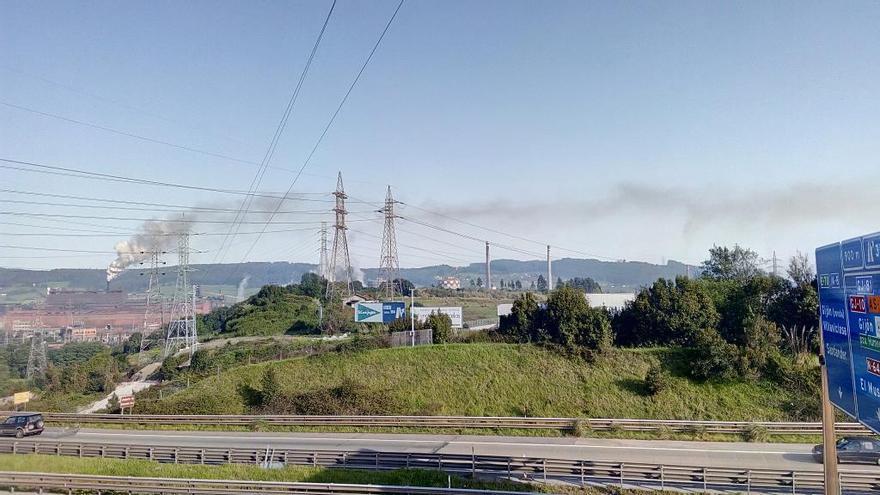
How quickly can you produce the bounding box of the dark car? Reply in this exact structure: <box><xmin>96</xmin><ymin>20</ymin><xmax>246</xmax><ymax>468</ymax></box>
<box><xmin>813</xmin><ymin>437</ymin><xmax>880</xmax><ymax>465</ymax></box>
<box><xmin>0</xmin><ymin>414</ymin><xmax>44</xmax><ymax>438</ymax></box>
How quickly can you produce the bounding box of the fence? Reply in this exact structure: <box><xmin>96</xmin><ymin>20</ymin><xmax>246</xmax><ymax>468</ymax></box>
<box><xmin>1</xmin><ymin>439</ymin><xmax>878</xmax><ymax>494</ymax></box>
<box><xmin>13</xmin><ymin>412</ymin><xmax>873</xmax><ymax>436</ymax></box>
<box><xmin>390</xmin><ymin>329</ymin><xmax>432</xmax><ymax>347</ymax></box>
<box><xmin>0</xmin><ymin>471</ymin><xmax>534</xmax><ymax>495</ymax></box>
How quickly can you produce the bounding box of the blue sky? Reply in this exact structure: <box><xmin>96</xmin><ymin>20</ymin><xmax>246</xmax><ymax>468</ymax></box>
<box><xmin>2</xmin><ymin>0</ymin><xmax>879</xmax><ymax>274</ymax></box>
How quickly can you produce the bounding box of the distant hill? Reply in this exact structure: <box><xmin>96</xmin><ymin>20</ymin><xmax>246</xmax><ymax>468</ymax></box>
<box><xmin>0</xmin><ymin>258</ymin><xmax>694</xmax><ymax>295</ymax></box>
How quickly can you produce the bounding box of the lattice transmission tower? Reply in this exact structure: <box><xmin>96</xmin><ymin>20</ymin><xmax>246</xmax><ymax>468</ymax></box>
<box><xmin>164</xmin><ymin>232</ymin><xmax>197</xmax><ymax>357</ymax></box>
<box><xmin>26</xmin><ymin>331</ymin><xmax>47</xmax><ymax>379</ymax></box>
<box><xmin>377</xmin><ymin>186</ymin><xmax>400</xmax><ymax>300</ymax></box>
<box><xmin>318</xmin><ymin>222</ymin><xmax>329</xmax><ymax>280</ymax></box>
<box><xmin>139</xmin><ymin>250</ymin><xmax>166</xmax><ymax>360</ymax></box>
<box><xmin>326</xmin><ymin>172</ymin><xmax>353</xmax><ymax>300</ymax></box>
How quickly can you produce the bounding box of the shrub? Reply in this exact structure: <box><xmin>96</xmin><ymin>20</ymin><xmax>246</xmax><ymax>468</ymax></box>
<box><xmin>644</xmin><ymin>363</ymin><xmax>670</xmax><ymax>395</ymax></box>
<box><xmin>426</xmin><ymin>312</ymin><xmax>453</xmax><ymax>344</ymax></box>
<box><xmin>742</xmin><ymin>424</ymin><xmax>769</xmax><ymax>442</ymax></box>
<box><xmin>571</xmin><ymin>419</ymin><xmax>590</xmax><ymax>437</ymax></box>
<box><xmin>259</xmin><ymin>379</ymin><xmax>399</xmax><ymax>415</ymax></box>
<box><xmin>335</xmin><ymin>334</ymin><xmax>390</xmax><ymax>354</ymax></box>
<box><xmin>690</xmin><ymin>328</ymin><xmax>740</xmax><ymax>381</ymax></box>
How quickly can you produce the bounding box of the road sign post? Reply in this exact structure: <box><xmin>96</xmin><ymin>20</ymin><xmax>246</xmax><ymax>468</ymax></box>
<box><xmin>818</xmin><ymin>328</ymin><xmax>840</xmax><ymax>495</ymax></box>
<box><xmin>119</xmin><ymin>395</ymin><xmax>135</xmax><ymax>415</ymax></box>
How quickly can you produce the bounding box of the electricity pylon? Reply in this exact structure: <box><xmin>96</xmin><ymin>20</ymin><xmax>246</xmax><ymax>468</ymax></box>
<box><xmin>377</xmin><ymin>186</ymin><xmax>400</xmax><ymax>300</ymax></box>
<box><xmin>326</xmin><ymin>172</ymin><xmax>353</xmax><ymax>301</ymax></box>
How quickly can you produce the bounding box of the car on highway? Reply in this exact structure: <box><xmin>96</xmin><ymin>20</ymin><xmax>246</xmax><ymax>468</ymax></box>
<box><xmin>0</xmin><ymin>414</ymin><xmax>44</xmax><ymax>438</ymax></box>
<box><xmin>813</xmin><ymin>437</ymin><xmax>880</xmax><ymax>465</ymax></box>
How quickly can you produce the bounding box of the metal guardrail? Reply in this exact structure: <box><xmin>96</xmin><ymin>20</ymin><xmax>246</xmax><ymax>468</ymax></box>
<box><xmin>0</xmin><ymin>471</ymin><xmax>535</xmax><ymax>495</ymax></box>
<box><xmin>1</xmin><ymin>439</ymin><xmax>878</xmax><ymax>494</ymax></box>
<box><xmin>13</xmin><ymin>412</ymin><xmax>874</xmax><ymax>436</ymax></box>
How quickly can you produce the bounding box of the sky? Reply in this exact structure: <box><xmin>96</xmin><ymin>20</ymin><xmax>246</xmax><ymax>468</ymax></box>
<box><xmin>1</xmin><ymin>0</ymin><xmax>879</xmax><ymax>277</ymax></box>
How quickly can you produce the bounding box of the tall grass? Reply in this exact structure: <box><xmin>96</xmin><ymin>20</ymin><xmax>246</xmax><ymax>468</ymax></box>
<box><xmin>144</xmin><ymin>343</ymin><xmax>802</xmax><ymax>420</ymax></box>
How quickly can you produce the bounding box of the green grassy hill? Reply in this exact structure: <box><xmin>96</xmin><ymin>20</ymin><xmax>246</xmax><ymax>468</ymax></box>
<box><xmin>140</xmin><ymin>343</ymin><xmax>804</xmax><ymax>420</ymax></box>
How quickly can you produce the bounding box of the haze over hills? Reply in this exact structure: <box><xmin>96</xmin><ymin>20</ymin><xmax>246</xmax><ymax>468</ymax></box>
<box><xmin>0</xmin><ymin>258</ymin><xmax>694</xmax><ymax>295</ymax></box>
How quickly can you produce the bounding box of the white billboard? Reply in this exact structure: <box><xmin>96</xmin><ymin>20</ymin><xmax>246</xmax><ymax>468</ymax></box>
<box><xmin>354</xmin><ymin>302</ymin><xmax>384</xmax><ymax>323</ymax></box>
<box><xmin>413</xmin><ymin>306</ymin><xmax>463</xmax><ymax>328</ymax></box>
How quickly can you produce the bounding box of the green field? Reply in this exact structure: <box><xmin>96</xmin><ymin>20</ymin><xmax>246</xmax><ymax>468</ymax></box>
<box><xmin>142</xmin><ymin>343</ymin><xmax>802</xmax><ymax>420</ymax></box>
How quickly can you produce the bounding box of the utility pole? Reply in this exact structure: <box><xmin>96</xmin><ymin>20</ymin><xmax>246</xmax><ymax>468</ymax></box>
<box><xmin>410</xmin><ymin>288</ymin><xmax>415</xmax><ymax>347</ymax></box>
<box><xmin>818</xmin><ymin>327</ymin><xmax>841</xmax><ymax>495</ymax></box>
<box><xmin>485</xmin><ymin>241</ymin><xmax>491</xmax><ymax>291</ymax></box>
<box><xmin>547</xmin><ymin>245</ymin><xmax>553</xmax><ymax>291</ymax></box>
<box><xmin>326</xmin><ymin>172</ymin><xmax>353</xmax><ymax>301</ymax></box>
<box><xmin>378</xmin><ymin>186</ymin><xmax>400</xmax><ymax>300</ymax></box>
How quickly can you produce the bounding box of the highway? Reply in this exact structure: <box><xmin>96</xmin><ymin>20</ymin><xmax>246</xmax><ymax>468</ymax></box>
<box><xmin>29</xmin><ymin>427</ymin><xmax>878</xmax><ymax>474</ymax></box>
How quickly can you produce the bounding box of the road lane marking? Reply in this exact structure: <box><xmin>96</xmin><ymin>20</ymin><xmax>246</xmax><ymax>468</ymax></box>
<box><xmin>69</xmin><ymin>432</ymin><xmax>801</xmax><ymax>455</ymax></box>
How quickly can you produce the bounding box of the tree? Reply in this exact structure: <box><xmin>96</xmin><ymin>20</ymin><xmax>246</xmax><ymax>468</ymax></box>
<box><xmin>556</xmin><ymin>277</ymin><xmax>564</xmax><ymax>289</ymax></box>
<box><xmin>701</xmin><ymin>245</ymin><xmax>761</xmax><ymax>281</ymax></box>
<box><xmin>566</xmin><ymin>277</ymin><xmax>602</xmax><ymax>293</ymax></box>
<box><xmin>515</xmin><ymin>280</ymin><xmax>522</xmax><ymax>290</ymax></box>
<box><xmin>529</xmin><ymin>281</ymin><xmax>536</xmax><ymax>290</ymax></box>
<box><xmin>536</xmin><ymin>274</ymin><xmax>548</xmax><ymax>292</ymax></box>
<box><xmin>499</xmin><ymin>292</ymin><xmax>541</xmax><ymax>342</ymax></box>
<box><xmin>123</xmin><ymin>332</ymin><xmax>142</xmax><ymax>355</ymax></box>
<box><xmin>469</xmin><ymin>279</ymin><xmax>476</xmax><ymax>288</ymax></box>
<box><xmin>296</xmin><ymin>272</ymin><xmax>327</xmax><ymax>299</ymax></box>
<box><xmin>614</xmin><ymin>277</ymin><xmax>720</xmax><ymax>347</ymax></box>
<box><xmin>499</xmin><ymin>279</ymin><xmax>505</xmax><ymax>290</ymax></box>
<box><xmin>787</xmin><ymin>252</ymin><xmax>815</xmax><ymax>287</ymax></box>
<box><xmin>426</xmin><ymin>312</ymin><xmax>453</xmax><ymax>344</ymax></box>
<box><xmin>391</xmin><ymin>278</ymin><xmax>415</xmax><ymax>295</ymax></box>
<box><xmin>545</xmin><ymin>286</ymin><xmax>611</xmax><ymax>351</ymax></box>
<box><xmin>476</xmin><ymin>277</ymin><xmax>483</xmax><ymax>288</ymax></box>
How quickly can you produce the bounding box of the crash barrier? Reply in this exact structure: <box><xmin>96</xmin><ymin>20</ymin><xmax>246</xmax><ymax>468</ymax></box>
<box><xmin>1</xmin><ymin>439</ymin><xmax>878</xmax><ymax>494</ymax></box>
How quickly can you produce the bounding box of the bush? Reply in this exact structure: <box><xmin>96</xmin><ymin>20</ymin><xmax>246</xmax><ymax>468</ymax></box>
<box><xmin>426</xmin><ymin>312</ymin><xmax>453</xmax><ymax>344</ymax></box>
<box><xmin>742</xmin><ymin>424</ymin><xmax>769</xmax><ymax>442</ymax></box>
<box><xmin>335</xmin><ymin>334</ymin><xmax>390</xmax><ymax>354</ymax></box>
<box><xmin>690</xmin><ymin>328</ymin><xmax>740</xmax><ymax>381</ymax></box>
<box><xmin>259</xmin><ymin>378</ymin><xmax>399</xmax><ymax>415</ymax></box>
<box><xmin>571</xmin><ymin>419</ymin><xmax>590</xmax><ymax>437</ymax></box>
<box><xmin>644</xmin><ymin>363</ymin><xmax>670</xmax><ymax>395</ymax></box>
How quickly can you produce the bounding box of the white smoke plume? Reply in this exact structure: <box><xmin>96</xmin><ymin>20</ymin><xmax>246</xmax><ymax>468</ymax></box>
<box><xmin>104</xmin><ymin>192</ymin><xmax>319</xmax><ymax>282</ymax></box>
<box><xmin>236</xmin><ymin>275</ymin><xmax>250</xmax><ymax>302</ymax></box>
<box><xmin>106</xmin><ymin>219</ymin><xmax>192</xmax><ymax>282</ymax></box>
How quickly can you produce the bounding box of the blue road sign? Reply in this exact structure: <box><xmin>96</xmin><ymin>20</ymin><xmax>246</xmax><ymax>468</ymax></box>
<box><xmin>817</xmin><ymin>234</ymin><xmax>880</xmax><ymax>434</ymax></box>
<box><xmin>382</xmin><ymin>302</ymin><xmax>406</xmax><ymax>322</ymax></box>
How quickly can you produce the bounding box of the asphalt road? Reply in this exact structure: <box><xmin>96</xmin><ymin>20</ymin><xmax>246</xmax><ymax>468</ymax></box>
<box><xmin>28</xmin><ymin>428</ymin><xmax>878</xmax><ymax>473</ymax></box>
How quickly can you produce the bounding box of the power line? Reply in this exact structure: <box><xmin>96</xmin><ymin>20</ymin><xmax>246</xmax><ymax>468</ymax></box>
<box><xmin>0</xmin><ymin>157</ymin><xmax>331</xmax><ymax>202</ymax></box>
<box><xmin>398</xmin><ymin>201</ymin><xmax>618</xmax><ymax>261</ymax></box>
<box><xmin>0</xmin><ymin>244</ymin><xmax>206</xmax><ymax>254</ymax></box>
<box><xmin>1</xmin><ymin>100</ymin><xmax>260</xmax><ymax>167</ymax></box>
<box><xmin>236</xmin><ymin>0</ymin><xmax>405</xmax><ymax>267</ymax></box>
<box><xmin>0</xmin><ymin>211</ymin><xmax>350</xmax><ymax>225</ymax></box>
<box><xmin>0</xmin><ymin>198</ymin><xmax>337</xmax><ymax>215</ymax></box>
<box><xmin>213</xmin><ymin>0</ymin><xmax>338</xmax><ymax>264</ymax></box>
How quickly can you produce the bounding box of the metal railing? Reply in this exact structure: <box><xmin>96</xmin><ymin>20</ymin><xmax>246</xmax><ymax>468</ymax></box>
<box><xmin>1</xmin><ymin>439</ymin><xmax>878</xmax><ymax>494</ymax></box>
<box><xmin>0</xmin><ymin>471</ymin><xmax>535</xmax><ymax>495</ymax></box>
<box><xmin>10</xmin><ymin>411</ymin><xmax>873</xmax><ymax>436</ymax></box>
